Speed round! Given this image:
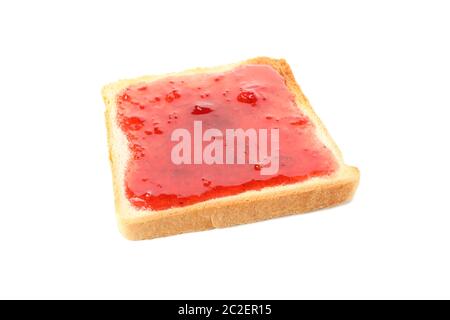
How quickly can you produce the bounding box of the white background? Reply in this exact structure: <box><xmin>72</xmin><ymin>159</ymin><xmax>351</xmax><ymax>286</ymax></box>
<box><xmin>1</xmin><ymin>0</ymin><xmax>449</xmax><ymax>299</ymax></box>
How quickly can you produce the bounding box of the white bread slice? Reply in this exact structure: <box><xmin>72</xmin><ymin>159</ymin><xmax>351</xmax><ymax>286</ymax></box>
<box><xmin>102</xmin><ymin>57</ymin><xmax>359</xmax><ymax>240</ymax></box>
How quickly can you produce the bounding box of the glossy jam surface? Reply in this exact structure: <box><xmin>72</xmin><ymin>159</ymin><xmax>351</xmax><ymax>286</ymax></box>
<box><xmin>117</xmin><ymin>64</ymin><xmax>337</xmax><ymax>210</ymax></box>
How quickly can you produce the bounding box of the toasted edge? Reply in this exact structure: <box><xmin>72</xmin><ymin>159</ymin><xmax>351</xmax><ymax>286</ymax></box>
<box><xmin>103</xmin><ymin>57</ymin><xmax>360</xmax><ymax>240</ymax></box>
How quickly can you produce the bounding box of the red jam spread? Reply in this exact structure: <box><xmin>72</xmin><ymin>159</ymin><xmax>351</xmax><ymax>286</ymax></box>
<box><xmin>117</xmin><ymin>64</ymin><xmax>337</xmax><ymax>210</ymax></box>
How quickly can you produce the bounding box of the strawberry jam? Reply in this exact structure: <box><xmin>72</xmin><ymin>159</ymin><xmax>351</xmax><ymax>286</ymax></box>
<box><xmin>117</xmin><ymin>64</ymin><xmax>337</xmax><ymax>210</ymax></box>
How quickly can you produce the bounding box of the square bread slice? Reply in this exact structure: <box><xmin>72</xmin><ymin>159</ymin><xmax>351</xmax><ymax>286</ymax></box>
<box><xmin>102</xmin><ymin>57</ymin><xmax>359</xmax><ymax>240</ymax></box>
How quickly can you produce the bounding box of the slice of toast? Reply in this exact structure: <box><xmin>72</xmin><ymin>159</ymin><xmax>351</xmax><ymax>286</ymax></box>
<box><xmin>103</xmin><ymin>57</ymin><xmax>359</xmax><ymax>240</ymax></box>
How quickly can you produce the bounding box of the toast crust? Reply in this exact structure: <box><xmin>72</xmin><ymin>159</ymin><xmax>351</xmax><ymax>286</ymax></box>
<box><xmin>103</xmin><ymin>57</ymin><xmax>359</xmax><ymax>240</ymax></box>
